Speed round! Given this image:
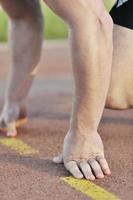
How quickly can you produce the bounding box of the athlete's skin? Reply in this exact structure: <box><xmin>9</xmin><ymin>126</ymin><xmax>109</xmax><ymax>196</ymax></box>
<box><xmin>107</xmin><ymin>24</ymin><xmax>133</xmax><ymax>109</ymax></box>
<box><xmin>0</xmin><ymin>0</ymin><xmax>132</xmax><ymax>180</ymax></box>
<box><xmin>0</xmin><ymin>0</ymin><xmax>44</xmax><ymax>136</ymax></box>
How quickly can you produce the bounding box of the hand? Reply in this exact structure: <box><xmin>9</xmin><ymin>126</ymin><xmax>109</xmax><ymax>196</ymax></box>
<box><xmin>53</xmin><ymin>130</ymin><xmax>111</xmax><ymax>180</ymax></box>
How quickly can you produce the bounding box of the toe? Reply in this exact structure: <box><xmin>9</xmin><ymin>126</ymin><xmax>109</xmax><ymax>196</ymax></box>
<box><xmin>7</xmin><ymin>130</ymin><xmax>17</xmax><ymax>137</ymax></box>
<box><xmin>79</xmin><ymin>160</ymin><xmax>95</xmax><ymax>180</ymax></box>
<box><xmin>88</xmin><ymin>159</ymin><xmax>104</xmax><ymax>179</ymax></box>
<box><xmin>6</xmin><ymin>122</ymin><xmax>17</xmax><ymax>137</ymax></box>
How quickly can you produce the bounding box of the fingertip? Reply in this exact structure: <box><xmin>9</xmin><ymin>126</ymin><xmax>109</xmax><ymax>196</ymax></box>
<box><xmin>65</xmin><ymin>161</ymin><xmax>83</xmax><ymax>179</ymax></box>
<box><xmin>102</xmin><ymin>167</ymin><xmax>111</xmax><ymax>176</ymax></box>
<box><xmin>86</xmin><ymin>175</ymin><xmax>95</xmax><ymax>181</ymax></box>
<box><xmin>74</xmin><ymin>173</ymin><xmax>83</xmax><ymax>179</ymax></box>
<box><xmin>97</xmin><ymin>174</ymin><xmax>104</xmax><ymax>179</ymax></box>
<box><xmin>105</xmin><ymin>170</ymin><xmax>111</xmax><ymax>175</ymax></box>
<box><xmin>79</xmin><ymin>161</ymin><xmax>95</xmax><ymax>181</ymax></box>
<box><xmin>90</xmin><ymin>176</ymin><xmax>95</xmax><ymax>181</ymax></box>
<box><xmin>96</xmin><ymin>156</ymin><xmax>111</xmax><ymax>176</ymax></box>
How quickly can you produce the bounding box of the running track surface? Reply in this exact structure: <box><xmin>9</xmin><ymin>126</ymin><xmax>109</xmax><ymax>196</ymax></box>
<box><xmin>0</xmin><ymin>41</ymin><xmax>132</xmax><ymax>200</ymax></box>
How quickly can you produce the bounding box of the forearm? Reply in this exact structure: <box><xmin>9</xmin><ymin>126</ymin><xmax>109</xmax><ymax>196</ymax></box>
<box><xmin>69</xmin><ymin>16</ymin><xmax>113</xmax><ymax>133</ymax></box>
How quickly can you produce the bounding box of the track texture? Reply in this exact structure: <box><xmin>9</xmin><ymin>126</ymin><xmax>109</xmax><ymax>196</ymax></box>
<box><xmin>0</xmin><ymin>42</ymin><xmax>133</xmax><ymax>200</ymax></box>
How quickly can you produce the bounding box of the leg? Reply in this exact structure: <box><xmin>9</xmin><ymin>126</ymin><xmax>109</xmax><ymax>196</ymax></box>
<box><xmin>106</xmin><ymin>0</ymin><xmax>133</xmax><ymax>109</ymax></box>
<box><xmin>0</xmin><ymin>0</ymin><xmax>44</xmax><ymax>136</ymax></box>
<box><xmin>106</xmin><ymin>25</ymin><xmax>133</xmax><ymax>109</ymax></box>
<box><xmin>44</xmin><ymin>0</ymin><xmax>113</xmax><ymax>179</ymax></box>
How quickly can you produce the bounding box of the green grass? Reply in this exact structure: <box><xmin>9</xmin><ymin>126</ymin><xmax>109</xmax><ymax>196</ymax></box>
<box><xmin>0</xmin><ymin>10</ymin><xmax>8</xmax><ymax>42</ymax></box>
<box><xmin>0</xmin><ymin>1</ymin><xmax>115</xmax><ymax>42</ymax></box>
<box><xmin>43</xmin><ymin>5</ymin><xmax>68</xmax><ymax>39</ymax></box>
<box><xmin>0</xmin><ymin>4</ymin><xmax>68</xmax><ymax>42</ymax></box>
<box><xmin>103</xmin><ymin>0</ymin><xmax>116</xmax><ymax>11</ymax></box>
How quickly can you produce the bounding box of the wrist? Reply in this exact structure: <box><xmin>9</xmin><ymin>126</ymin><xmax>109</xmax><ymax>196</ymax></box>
<box><xmin>69</xmin><ymin>121</ymin><xmax>97</xmax><ymax>137</ymax></box>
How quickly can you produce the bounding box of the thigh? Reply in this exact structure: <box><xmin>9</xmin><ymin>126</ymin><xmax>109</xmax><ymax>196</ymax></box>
<box><xmin>107</xmin><ymin>24</ymin><xmax>133</xmax><ymax>107</ymax></box>
<box><xmin>112</xmin><ymin>24</ymin><xmax>133</xmax><ymax>74</ymax></box>
<box><xmin>43</xmin><ymin>0</ymin><xmax>109</xmax><ymax>23</ymax></box>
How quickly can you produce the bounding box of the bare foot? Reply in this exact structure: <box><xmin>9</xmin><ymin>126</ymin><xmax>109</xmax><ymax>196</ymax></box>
<box><xmin>53</xmin><ymin>130</ymin><xmax>111</xmax><ymax>180</ymax></box>
<box><xmin>0</xmin><ymin>103</ymin><xmax>27</xmax><ymax>137</ymax></box>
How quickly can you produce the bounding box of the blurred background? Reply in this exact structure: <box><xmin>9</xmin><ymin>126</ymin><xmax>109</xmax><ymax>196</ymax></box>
<box><xmin>0</xmin><ymin>0</ymin><xmax>115</xmax><ymax>42</ymax></box>
<box><xmin>0</xmin><ymin>3</ymin><xmax>68</xmax><ymax>42</ymax></box>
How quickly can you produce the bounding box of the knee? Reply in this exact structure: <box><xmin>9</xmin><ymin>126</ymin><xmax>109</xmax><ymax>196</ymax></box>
<box><xmin>105</xmin><ymin>95</ymin><xmax>129</xmax><ymax>110</ymax></box>
<box><xmin>1</xmin><ymin>0</ymin><xmax>44</xmax><ymax>29</ymax></box>
<box><xmin>1</xmin><ymin>0</ymin><xmax>28</xmax><ymax>19</ymax></box>
<box><xmin>45</xmin><ymin>0</ymin><xmax>113</xmax><ymax>35</ymax></box>
<box><xmin>68</xmin><ymin>7</ymin><xmax>113</xmax><ymax>38</ymax></box>
<box><xmin>99</xmin><ymin>11</ymin><xmax>113</xmax><ymax>39</ymax></box>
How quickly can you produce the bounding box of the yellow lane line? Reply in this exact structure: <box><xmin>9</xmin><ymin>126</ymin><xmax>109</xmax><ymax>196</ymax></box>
<box><xmin>0</xmin><ymin>137</ymin><xmax>121</xmax><ymax>200</ymax></box>
<box><xmin>61</xmin><ymin>177</ymin><xmax>121</xmax><ymax>200</ymax></box>
<box><xmin>0</xmin><ymin>137</ymin><xmax>39</xmax><ymax>155</ymax></box>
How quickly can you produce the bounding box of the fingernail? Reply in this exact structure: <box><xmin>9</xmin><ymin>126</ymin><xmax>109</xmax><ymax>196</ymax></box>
<box><xmin>97</xmin><ymin>174</ymin><xmax>104</xmax><ymax>179</ymax></box>
<box><xmin>107</xmin><ymin>170</ymin><xmax>111</xmax><ymax>175</ymax></box>
<box><xmin>76</xmin><ymin>174</ymin><xmax>83</xmax><ymax>179</ymax></box>
<box><xmin>90</xmin><ymin>176</ymin><xmax>95</xmax><ymax>181</ymax></box>
<box><xmin>105</xmin><ymin>169</ymin><xmax>111</xmax><ymax>175</ymax></box>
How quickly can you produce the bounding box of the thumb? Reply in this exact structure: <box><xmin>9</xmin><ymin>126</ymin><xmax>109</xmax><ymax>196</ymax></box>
<box><xmin>53</xmin><ymin>154</ymin><xmax>63</xmax><ymax>164</ymax></box>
